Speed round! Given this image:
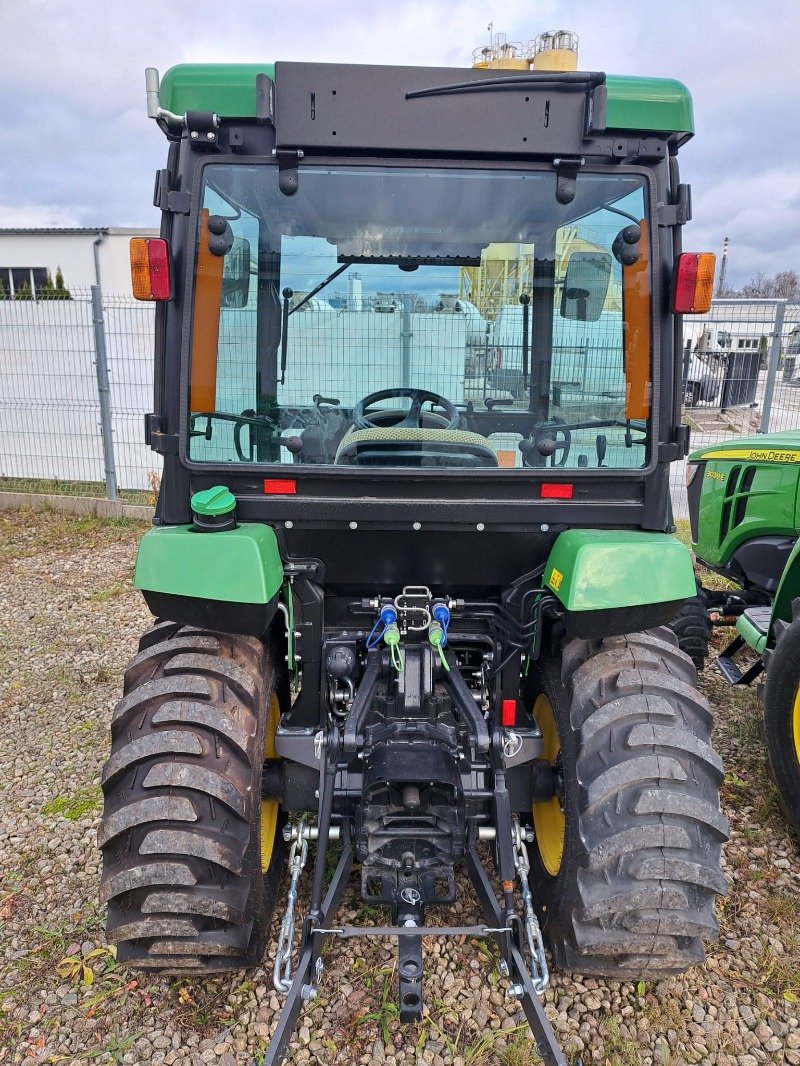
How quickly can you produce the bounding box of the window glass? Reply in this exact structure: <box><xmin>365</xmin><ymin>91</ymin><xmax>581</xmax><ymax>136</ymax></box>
<box><xmin>189</xmin><ymin>165</ymin><xmax>651</xmax><ymax>471</ymax></box>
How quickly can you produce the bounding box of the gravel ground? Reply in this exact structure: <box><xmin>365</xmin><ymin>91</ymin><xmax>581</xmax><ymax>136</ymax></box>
<box><xmin>0</xmin><ymin>510</ymin><xmax>798</xmax><ymax>1066</ymax></box>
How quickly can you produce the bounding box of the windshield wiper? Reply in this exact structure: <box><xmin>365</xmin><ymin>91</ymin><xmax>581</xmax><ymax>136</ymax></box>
<box><xmin>289</xmin><ymin>263</ymin><xmax>350</xmax><ymax>316</ymax></box>
<box><xmin>406</xmin><ymin>71</ymin><xmax>605</xmax><ymax>100</ymax></box>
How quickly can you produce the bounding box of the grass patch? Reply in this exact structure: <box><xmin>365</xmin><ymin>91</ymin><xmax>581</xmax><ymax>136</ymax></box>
<box><xmin>498</xmin><ymin>1032</ymin><xmax>543</xmax><ymax>1065</ymax></box>
<box><xmin>751</xmin><ymin>928</ymin><xmax>800</xmax><ymax>1002</ymax></box>
<box><xmin>0</xmin><ymin>475</ymin><xmax>153</xmax><ymax>506</ymax></box>
<box><xmin>600</xmin><ymin>1016</ymin><xmax>640</xmax><ymax>1066</ymax></box>
<box><xmin>89</xmin><ymin>580</ymin><xmax>129</xmax><ymax>604</ymax></box>
<box><xmin>42</xmin><ymin>786</ymin><xmax>100</xmax><ymax>821</ymax></box>
<box><xmin>0</xmin><ymin>508</ymin><xmax>147</xmax><ymax>565</ymax></box>
<box><xmin>673</xmin><ymin>518</ymin><xmax>691</xmax><ymax>547</ymax></box>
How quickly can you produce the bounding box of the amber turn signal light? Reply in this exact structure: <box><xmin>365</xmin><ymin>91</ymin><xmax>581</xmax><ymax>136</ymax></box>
<box><xmin>673</xmin><ymin>253</ymin><xmax>715</xmax><ymax>314</ymax></box>
<box><xmin>130</xmin><ymin>237</ymin><xmax>171</xmax><ymax>301</ymax></box>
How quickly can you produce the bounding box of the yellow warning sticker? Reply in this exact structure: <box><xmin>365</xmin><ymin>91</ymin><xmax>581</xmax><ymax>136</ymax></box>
<box><xmin>549</xmin><ymin>567</ymin><xmax>564</xmax><ymax>591</ymax></box>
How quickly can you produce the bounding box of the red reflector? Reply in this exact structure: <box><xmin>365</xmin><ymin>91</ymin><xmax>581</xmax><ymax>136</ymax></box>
<box><xmin>501</xmin><ymin>699</ymin><xmax>516</xmax><ymax>727</ymax></box>
<box><xmin>540</xmin><ymin>483</ymin><xmax>573</xmax><ymax>499</ymax></box>
<box><xmin>146</xmin><ymin>239</ymin><xmax>171</xmax><ymax>300</ymax></box>
<box><xmin>263</xmin><ymin>479</ymin><xmax>296</xmax><ymax>495</ymax></box>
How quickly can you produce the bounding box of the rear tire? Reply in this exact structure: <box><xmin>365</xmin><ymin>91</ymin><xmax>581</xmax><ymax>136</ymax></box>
<box><xmin>669</xmin><ymin>582</ymin><xmax>711</xmax><ymax>670</ymax></box>
<box><xmin>761</xmin><ymin>604</ymin><xmax>800</xmax><ymax>839</ymax></box>
<box><xmin>527</xmin><ymin>627</ymin><xmax>728</xmax><ymax>979</ymax></box>
<box><xmin>99</xmin><ymin>625</ymin><xmax>287</xmax><ymax>973</ymax></box>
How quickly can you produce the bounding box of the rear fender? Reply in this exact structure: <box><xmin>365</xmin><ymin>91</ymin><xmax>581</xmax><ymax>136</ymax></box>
<box><xmin>134</xmin><ymin>523</ymin><xmax>284</xmax><ymax>635</ymax></box>
<box><xmin>544</xmin><ymin>529</ymin><xmax>695</xmax><ymax>639</ymax></box>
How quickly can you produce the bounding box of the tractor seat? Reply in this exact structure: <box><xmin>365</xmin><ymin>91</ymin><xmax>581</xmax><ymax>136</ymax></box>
<box><xmin>335</xmin><ymin>426</ymin><xmax>499</xmax><ymax>466</ymax></box>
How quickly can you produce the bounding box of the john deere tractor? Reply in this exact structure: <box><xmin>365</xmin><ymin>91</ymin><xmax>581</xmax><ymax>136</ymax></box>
<box><xmin>674</xmin><ymin>431</ymin><xmax>800</xmax><ymax>838</ymax></box>
<box><xmin>98</xmin><ymin>59</ymin><xmax>728</xmax><ymax>1064</ymax></box>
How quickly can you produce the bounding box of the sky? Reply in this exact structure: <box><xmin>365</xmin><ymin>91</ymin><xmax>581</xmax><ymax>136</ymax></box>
<box><xmin>1</xmin><ymin>0</ymin><xmax>798</xmax><ymax>291</ymax></box>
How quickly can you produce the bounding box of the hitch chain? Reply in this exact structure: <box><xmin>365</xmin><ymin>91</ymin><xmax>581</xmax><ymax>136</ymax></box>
<box><xmin>273</xmin><ymin>818</ymin><xmax>310</xmax><ymax>994</ymax></box>
<box><xmin>511</xmin><ymin>816</ymin><xmax>550</xmax><ymax>994</ymax></box>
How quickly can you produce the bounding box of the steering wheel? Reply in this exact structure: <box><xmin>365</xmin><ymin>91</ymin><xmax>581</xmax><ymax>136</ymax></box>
<box><xmin>352</xmin><ymin>388</ymin><xmax>459</xmax><ymax>431</ymax></box>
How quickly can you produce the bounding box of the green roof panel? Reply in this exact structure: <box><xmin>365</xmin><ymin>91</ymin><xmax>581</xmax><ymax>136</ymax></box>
<box><xmin>605</xmin><ymin>75</ymin><xmax>693</xmax><ymax>137</ymax></box>
<box><xmin>160</xmin><ymin>64</ymin><xmax>693</xmax><ymax>138</ymax></box>
<box><xmin>160</xmin><ymin>63</ymin><xmax>275</xmax><ymax>117</ymax></box>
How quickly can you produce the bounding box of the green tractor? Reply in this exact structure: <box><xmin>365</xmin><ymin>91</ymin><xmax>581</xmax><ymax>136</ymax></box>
<box><xmin>674</xmin><ymin>430</ymin><xmax>800</xmax><ymax>837</ymax></box>
<box><xmin>99</xmin><ymin>58</ymin><xmax>728</xmax><ymax>1065</ymax></box>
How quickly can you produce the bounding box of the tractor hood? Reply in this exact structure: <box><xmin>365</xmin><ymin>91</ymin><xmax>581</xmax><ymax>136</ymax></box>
<box><xmin>689</xmin><ymin>431</ymin><xmax>800</xmax><ymax>464</ymax></box>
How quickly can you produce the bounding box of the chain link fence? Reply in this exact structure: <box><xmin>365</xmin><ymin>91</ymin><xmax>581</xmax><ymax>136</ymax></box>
<box><xmin>1</xmin><ymin>294</ymin><xmax>798</xmax><ymax>513</ymax></box>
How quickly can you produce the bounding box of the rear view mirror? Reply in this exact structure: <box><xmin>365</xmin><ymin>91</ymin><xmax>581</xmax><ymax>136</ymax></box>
<box><xmin>560</xmin><ymin>251</ymin><xmax>612</xmax><ymax>322</ymax></box>
<box><xmin>221</xmin><ymin>237</ymin><xmax>251</xmax><ymax>308</ymax></box>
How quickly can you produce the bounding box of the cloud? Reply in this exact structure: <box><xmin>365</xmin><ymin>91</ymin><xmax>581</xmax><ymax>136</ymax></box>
<box><xmin>0</xmin><ymin>203</ymin><xmax>82</xmax><ymax>228</ymax></box>
<box><xmin>1</xmin><ymin>0</ymin><xmax>798</xmax><ymax>288</ymax></box>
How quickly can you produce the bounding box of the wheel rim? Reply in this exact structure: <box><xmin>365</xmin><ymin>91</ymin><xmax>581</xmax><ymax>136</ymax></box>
<box><xmin>531</xmin><ymin>693</ymin><xmax>565</xmax><ymax>876</ymax></box>
<box><xmin>260</xmin><ymin>693</ymin><xmax>280</xmax><ymax>872</ymax></box>
<box><xmin>793</xmin><ymin>685</ymin><xmax>800</xmax><ymax>765</ymax></box>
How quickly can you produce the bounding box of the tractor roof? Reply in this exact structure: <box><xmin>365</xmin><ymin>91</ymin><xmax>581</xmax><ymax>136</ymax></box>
<box><xmin>159</xmin><ymin>63</ymin><xmax>694</xmax><ymax>140</ymax></box>
<box><xmin>690</xmin><ymin>431</ymin><xmax>800</xmax><ymax>462</ymax></box>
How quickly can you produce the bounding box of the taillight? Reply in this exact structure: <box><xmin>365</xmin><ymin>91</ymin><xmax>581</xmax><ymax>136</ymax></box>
<box><xmin>130</xmin><ymin>237</ymin><xmax>171</xmax><ymax>301</ymax></box>
<box><xmin>673</xmin><ymin>253</ymin><xmax>715</xmax><ymax>314</ymax></box>
<box><xmin>686</xmin><ymin>462</ymin><xmax>699</xmax><ymax>487</ymax></box>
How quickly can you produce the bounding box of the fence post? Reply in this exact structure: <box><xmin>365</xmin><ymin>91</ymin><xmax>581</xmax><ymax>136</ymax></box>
<box><xmin>759</xmin><ymin>300</ymin><xmax>786</xmax><ymax>434</ymax></box>
<box><xmin>400</xmin><ymin>294</ymin><xmax>412</xmax><ymax>388</ymax></box>
<box><xmin>682</xmin><ymin>339</ymin><xmax>691</xmax><ymax>399</ymax></box>
<box><xmin>90</xmin><ymin>285</ymin><xmax>118</xmax><ymax>500</ymax></box>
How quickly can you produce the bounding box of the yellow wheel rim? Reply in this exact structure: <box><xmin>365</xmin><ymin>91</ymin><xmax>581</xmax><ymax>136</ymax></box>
<box><xmin>793</xmin><ymin>686</ymin><xmax>800</xmax><ymax>764</ymax></box>
<box><xmin>531</xmin><ymin>693</ymin><xmax>565</xmax><ymax>876</ymax></box>
<box><xmin>260</xmin><ymin>693</ymin><xmax>280</xmax><ymax>872</ymax></box>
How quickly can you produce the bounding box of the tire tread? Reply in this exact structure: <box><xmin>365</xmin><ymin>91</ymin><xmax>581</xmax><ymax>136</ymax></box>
<box><xmin>99</xmin><ymin>626</ymin><xmax>283</xmax><ymax>974</ymax></box>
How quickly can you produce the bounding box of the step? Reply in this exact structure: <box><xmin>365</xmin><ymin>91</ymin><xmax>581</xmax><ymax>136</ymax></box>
<box><xmin>735</xmin><ymin>607</ymin><xmax>771</xmax><ymax>653</ymax></box>
<box><xmin>716</xmin><ymin>634</ymin><xmax>764</xmax><ymax>687</ymax></box>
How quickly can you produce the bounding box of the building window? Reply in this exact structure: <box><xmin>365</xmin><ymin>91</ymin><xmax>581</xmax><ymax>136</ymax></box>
<box><xmin>0</xmin><ymin>267</ymin><xmax>50</xmax><ymax>298</ymax></box>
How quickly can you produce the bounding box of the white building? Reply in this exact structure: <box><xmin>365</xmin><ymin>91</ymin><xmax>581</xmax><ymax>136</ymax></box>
<box><xmin>0</xmin><ymin>227</ymin><xmax>159</xmax><ymax>298</ymax></box>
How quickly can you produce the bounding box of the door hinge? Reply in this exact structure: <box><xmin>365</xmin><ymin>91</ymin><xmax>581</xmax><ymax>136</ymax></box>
<box><xmin>153</xmin><ymin>170</ymin><xmax>190</xmax><ymax>214</ymax></box>
<box><xmin>186</xmin><ymin>109</ymin><xmax>221</xmax><ymax>151</ymax></box>
<box><xmin>659</xmin><ymin>424</ymin><xmax>691</xmax><ymax>462</ymax></box>
<box><xmin>145</xmin><ymin>413</ymin><xmax>179</xmax><ymax>454</ymax></box>
<box><xmin>658</xmin><ymin>183</ymin><xmax>692</xmax><ymax>227</ymax></box>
